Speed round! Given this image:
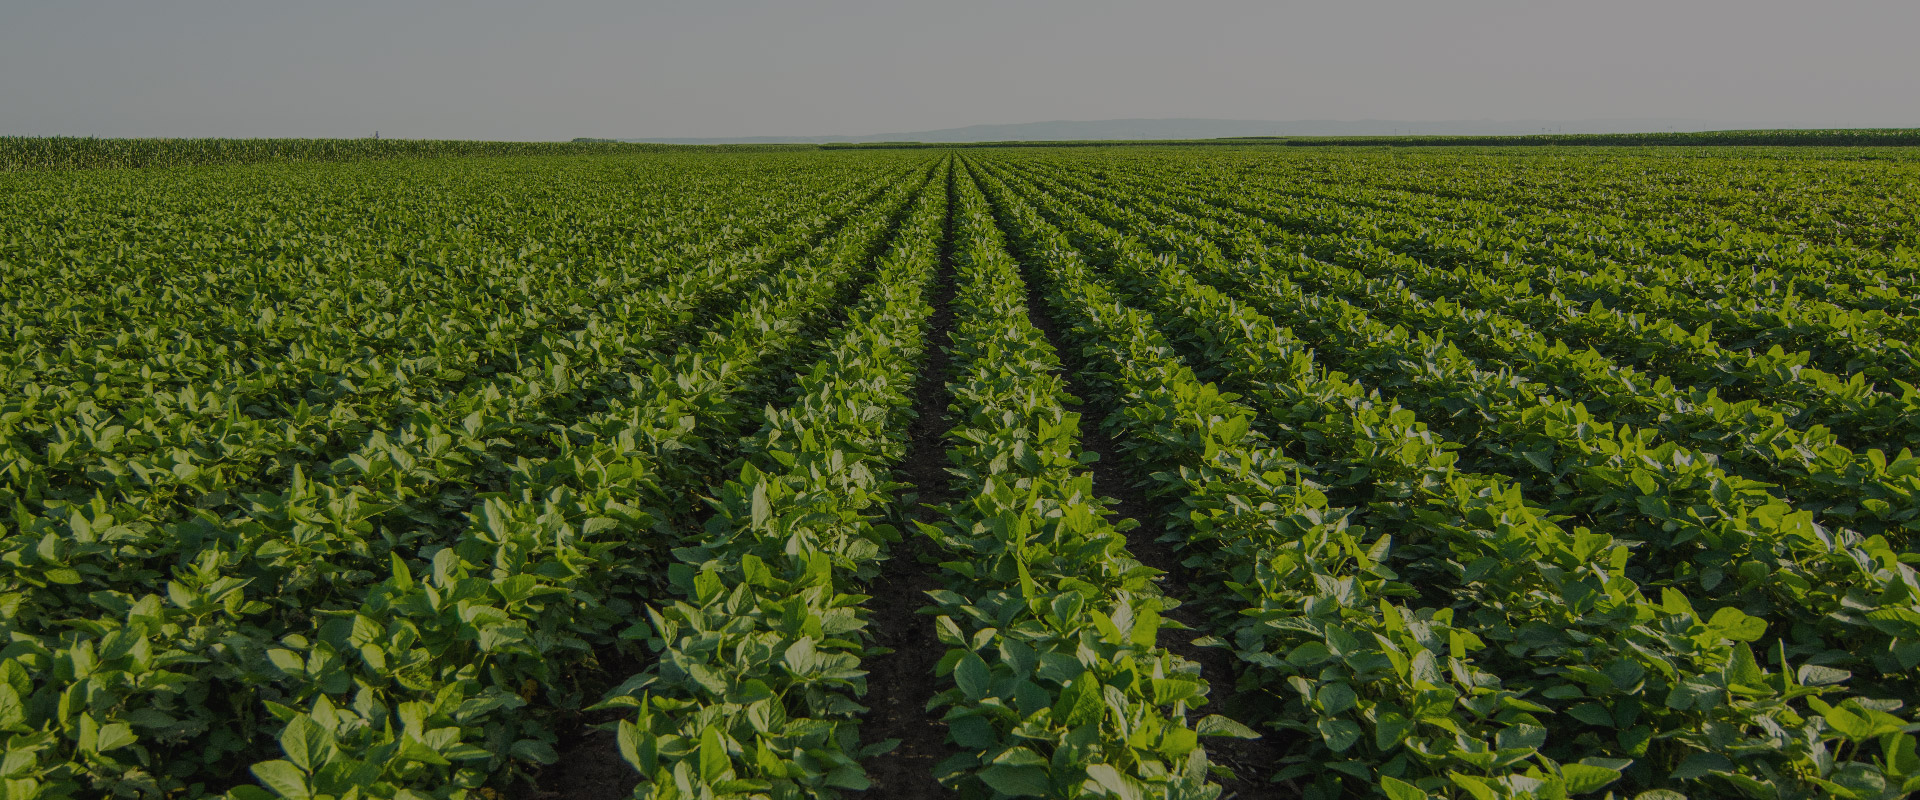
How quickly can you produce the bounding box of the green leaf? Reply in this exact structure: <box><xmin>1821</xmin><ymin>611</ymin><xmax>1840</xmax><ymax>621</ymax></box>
<box><xmin>750</xmin><ymin>481</ymin><xmax>771</xmax><ymax>528</ymax></box>
<box><xmin>1618</xmin><ymin>725</ymin><xmax>1654</xmax><ymax>756</ymax></box>
<box><xmin>389</xmin><ymin>551</ymin><xmax>414</xmax><ymax>589</ymax></box>
<box><xmin>1374</xmin><ymin>711</ymin><xmax>1415</xmax><ymax>750</ymax></box>
<box><xmin>824</xmin><ymin>764</ymin><xmax>871</xmax><ymax>790</ymax></box>
<box><xmin>1052</xmin><ymin>678</ymin><xmax>1102</xmax><ymax>728</ymax></box>
<box><xmin>510</xmin><ymin>738</ymin><xmax>559</xmax><ymax>764</ymax></box>
<box><xmin>755</xmin><ymin>739</ymin><xmax>786</xmax><ymax>778</ymax></box>
<box><xmin>93</xmin><ymin>722</ymin><xmax>137</xmax><ymax>753</ymax></box>
<box><xmin>950</xmin><ymin>714</ymin><xmax>997</xmax><ymax>749</ymax></box>
<box><xmin>1451</xmin><ymin>772</ymin><xmax>1500</xmax><ymax>800</ymax></box>
<box><xmin>1196</xmin><ymin>715</ymin><xmax>1259</xmax><ymax>739</ymax></box>
<box><xmin>1051</xmin><ymin>593</ymin><xmax>1083</xmax><ymax>626</ymax></box>
<box><xmin>1604</xmin><ymin>657</ymin><xmax>1646</xmax><ymax>690</ymax></box>
<box><xmin>1086</xmin><ymin>763</ymin><xmax>1145</xmax><ymax>800</ymax></box>
<box><xmin>995</xmin><ymin>746</ymin><xmax>1048</xmax><ymax>767</ymax></box>
<box><xmin>956</xmin><ymin>651</ymin><xmax>992</xmax><ymax>702</ymax></box>
<box><xmin>616</xmin><ymin>720</ymin><xmax>643</xmax><ymax>770</ymax></box>
<box><xmin>266</xmin><ymin>649</ymin><xmax>305</xmax><ymax>674</ymax></box>
<box><xmin>1672</xmin><ymin>752</ymin><xmax>1732</xmax><ymax>780</ymax></box>
<box><xmin>1571</xmin><ymin>531</ymin><xmax>1612</xmax><ymax>563</ymax></box>
<box><xmin>278</xmin><ymin>715</ymin><xmax>333</xmax><ymax>772</ymax></box>
<box><xmin>399</xmin><ymin>736</ymin><xmax>454</xmax><ymax>766</ymax></box>
<box><xmin>1724</xmin><ymin>643</ymin><xmax>1766</xmax><ymax>689</ymax></box>
<box><xmin>0</xmin><ymin>685</ymin><xmax>24</xmax><ymax>731</ymax></box>
<box><xmin>740</xmin><ymin>553</ymin><xmax>771</xmax><ymax>587</ymax></box>
<box><xmin>1319</xmin><ymin>717</ymin><xmax>1362</xmax><ymax>753</ymax></box>
<box><xmin>1317</xmin><ymin>683</ymin><xmax>1358</xmax><ymax>716</ymax></box>
<box><xmin>1128</xmin><ymin>607</ymin><xmax>1160</xmax><ymax>647</ymax></box>
<box><xmin>1707</xmin><ymin>607</ymin><xmax>1766</xmax><ymax>642</ymax></box>
<box><xmin>1569</xmin><ymin>703</ymin><xmax>1615</xmax><ymax>727</ymax></box>
<box><xmin>978</xmin><ymin>763</ymin><xmax>1051</xmax><ymax>797</ymax></box>
<box><xmin>783</xmin><ymin>638</ymin><xmax>820</xmax><ymax>677</ymax></box>
<box><xmin>1495</xmin><ymin>724</ymin><xmax>1546</xmax><ymax>752</ymax></box>
<box><xmin>699</xmin><ymin>726</ymin><xmax>729</xmax><ymax>783</ymax></box>
<box><xmin>1381</xmin><ymin>776</ymin><xmax>1426</xmax><ymax>800</ymax></box>
<box><xmin>1560</xmin><ymin>763</ymin><xmax>1623</xmax><ymax>793</ymax></box>
<box><xmin>1287</xmin><ymin>641</ymin><xmax>1333</xmax><ymax>667</ymax></box>
<box><xmin>1798</xmin><ymin>664</ymin><xmax>1851</xmax><ymax>686</ymax></box>
<box><xmin>250</xmin><ymin>760</ymin><xmax>310</xmax><ymax>799</ymax></box>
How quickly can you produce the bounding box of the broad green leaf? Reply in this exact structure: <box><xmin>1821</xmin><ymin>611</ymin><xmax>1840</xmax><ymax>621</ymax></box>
<box><xmin>1798</xmin><ymin>664</ymin><xmax>1850</xmax><ymax>686</ymax></box>
<box><xmin>93</xmin><ymin>722</ymin><xmax>137</xmax><ymax>753</ymax></box>
<box><xmin>1374</xmin><ymin>711</ymin><xmax>1415</xmax><ymax>750</ymax></box>
<box><xmin>1495</xmin><ymin>723</ymin><xmax>1546</xmax><ymax>752</ymax></box>
<box><xmin>1318</xmin><ymin>717</ymin><xmax>1362</xmax><ymax>752</ymax></box>
<box><xmin>824</xmin><ymin>764</ymin><xmax>871</xmax><ymax>790</ymax></box>
<box><xmin>1381</xmin><ymin>776</ymin><xmax>1426</xmax><ymax>800</ymax></box>
<box><xmin>1672</xmin><ymin>752</ymin><xmax>1731</xmax><ymax>780</ymax></box>
<box><xmin>278</xmin><ymin>715</ymin><xmax>334</xmax><ymax>772</ymax></box>
<box><xmin>1196</xmin><ymin>714</ymin><xmax>1259</xmax><ymax>739</ymax></box>
<box><xmin>1561</xmin><ymin>763</ymin><xmax>1623</xmax><ymax>793</ymax></box>
<box><xmin>0</xmin><ymin>685</ymin><xmax>25</xmax><ymax>731</ymax></box>
<box><xmin>979</xmin><ymin>763</ymin><xmax>1050</xmax><ymax>797</ymax></box>
<box><xmin>1317</xmin><ymin>683</ymin><xmax>1358</xmax><ymax>716</ymax></box>
<box><xmin>956</xmin><ymin>651</ymin><xmax>992</xmax><ymax>701</ymax></box>
<box><xmin>750</xmin><ymin>481</ymin><xmax>771</xmax><ymax>528</ymax></box>
<box><xmin>1287</xmin><ymin>641</ymin><xmax>1333</xmax><ymax>667</ymax></box>
<box><xmin>1707</xmin><ymin>607</ymin><xmax>1766</xmax><ymax>642</ymax></box>
<box><xmin>1569</xmin><ymin>703</ymin><xmax>1615</xmax><ymax>727</ymax></box>
<box><xmin>250</xmin><ymin>760</ymin><xmax>310</xmax><ymax>799</ymax></box>
<box><xmin>699</xmin><ymin>726</ymin><xmax>728</xmax><ymax>783</ymax></box>
<box><xmin>1086</xmin><ymin>763</ymin><xmax>1145</xmax><ymax>800</ymax></box>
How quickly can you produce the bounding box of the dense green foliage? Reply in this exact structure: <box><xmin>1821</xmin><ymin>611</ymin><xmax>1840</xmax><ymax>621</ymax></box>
<box><xmin>965</xmin><ymin>148</ymin><xmax>1920</xmax><ymax>800</ymax></box>
<box><xmin>2</xmin><ymin>145</ymin><xmax>1917</xmax><ymax>800</ymax></box>
<box><xmin>0</xmin><ymin>151</ymin><xmax>929</xmax><ymax>797</ymax></box>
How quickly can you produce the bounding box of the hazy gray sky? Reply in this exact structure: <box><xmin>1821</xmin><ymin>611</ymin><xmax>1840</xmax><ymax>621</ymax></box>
<box><xmin>4</xmin><ymin>1</ymin><xmax>1916</xmax><ymax>139</ymax></box>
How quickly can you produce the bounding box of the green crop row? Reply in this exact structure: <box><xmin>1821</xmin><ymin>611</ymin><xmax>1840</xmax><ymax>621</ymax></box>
<box><xmin>8</xmin><ymin>142</ymin><xmax>1920</xmax><ymax>800</ymax></box>
<box><xmin>999</xmin><ymin>152</ymin><xmax>1920</xmax><ymax>424</ymax></box>
<box><xmin>1000</xmin><ymin>159</ymin><xmax>1920</xmax><ymax>554</ymax></box>
<box><xmin>0</xmin><ymin>153</ymin><xmax>941</xmax><ymax>799</ymax></box>
<box><xmin>597</xmin><ymin>159</ymin><xmax>948</xmax><ymax>800</ymax></box>
<box><xmin>909</xmin><ymin>163</ymin><xmax>1251</xmax><ymax>800</ymax></box>
<box><xmin>968</xmin><ymin>153</ymin><xmax>1920</xmax><ymax>800</ymax></box>
<box><xmin>215</xmin><ymin>162</ymin><xmax>937</xmax><ymax>800</ymax></box>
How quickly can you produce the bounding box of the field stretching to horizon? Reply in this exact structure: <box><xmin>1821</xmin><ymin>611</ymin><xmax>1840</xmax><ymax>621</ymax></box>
<box><xmin>3</xmin><ymin>144</ymin><xmax>1919</xmax><ymax>800</ymax></box>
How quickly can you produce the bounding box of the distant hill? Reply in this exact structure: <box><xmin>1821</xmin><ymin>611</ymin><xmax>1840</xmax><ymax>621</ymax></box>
<box><xmin>612</xmin><ymin>117</ymin><xmax>1764</xmax><ymax>145</ymax></box>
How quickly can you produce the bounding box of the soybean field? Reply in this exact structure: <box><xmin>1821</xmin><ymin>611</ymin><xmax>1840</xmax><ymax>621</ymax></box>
<box><xmin>4</xmin><ymin>145</ymin><xmax>1920</xmax><ymax>800</ymax></box>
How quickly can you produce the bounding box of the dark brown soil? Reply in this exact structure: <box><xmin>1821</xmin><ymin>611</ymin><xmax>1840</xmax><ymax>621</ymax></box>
<box><xmin>509</xmin><ymin>648</ymin><xmax>645</xmax><ymax>800</ymax></box>
<box><xmin>515</xmin><ymin>708</ymin><xmax>639</xmax><ymax>800</ymax></box>
<box><xmin>987</xmin><ymin>158</ymin><xmax>1297</xmax><ymax>800</ymax></box>
<box><xmin>857</xmin><ymin>158</ymin><xmax>961</xmax><ymax>799</ymax></box>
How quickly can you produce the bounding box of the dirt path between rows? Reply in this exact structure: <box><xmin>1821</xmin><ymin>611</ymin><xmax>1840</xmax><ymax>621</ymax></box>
<box><xmin>858</xmin><ymin>157</ymin><xmax>961</xmax><ymax>799</ymax></box>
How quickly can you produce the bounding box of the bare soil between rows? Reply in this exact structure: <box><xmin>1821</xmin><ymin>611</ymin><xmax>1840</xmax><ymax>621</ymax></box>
<box><xmin>857</xmin><ymin>158</ymin><xmax>962</xmax><ymax>799</ymax></box>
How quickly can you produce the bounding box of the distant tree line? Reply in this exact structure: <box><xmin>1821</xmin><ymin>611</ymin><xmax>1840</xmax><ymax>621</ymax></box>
<box><xmin>0</xmin><ymin>137</ymin><xmax>798</xmax><ymax>172</ymax></box>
